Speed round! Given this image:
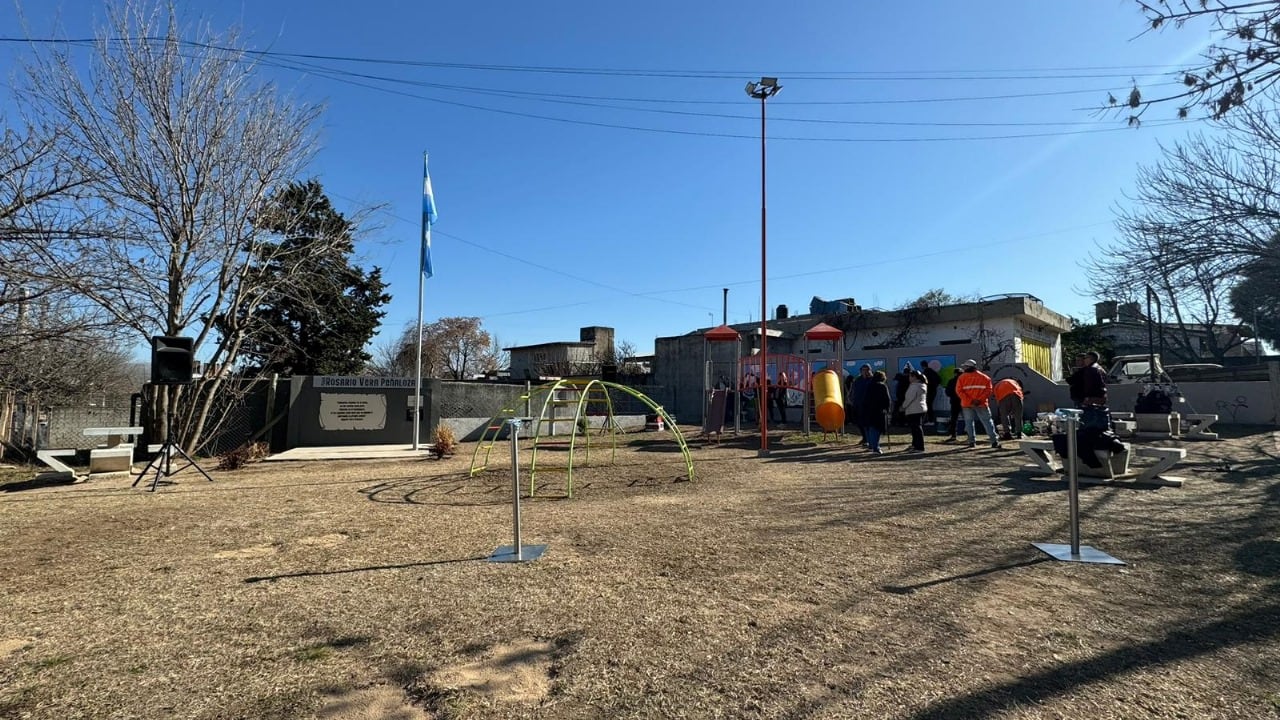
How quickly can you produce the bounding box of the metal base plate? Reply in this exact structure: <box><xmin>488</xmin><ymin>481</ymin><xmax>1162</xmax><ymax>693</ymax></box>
<box><xmin>1032</xmin><ymin>542</ymin><xmax>1125</xmax><ymax>565</ymax></box>
<box><xmin>488</xmin><ymin>544</ymin><xmax>548</xmax><ymax>563</ymax></box>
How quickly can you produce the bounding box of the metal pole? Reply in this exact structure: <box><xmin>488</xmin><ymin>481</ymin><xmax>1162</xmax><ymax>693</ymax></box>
<box><xmin>722</xmin><ymin>288</ymin><xmax>728</xmax><ymax>326</ymax></box>
<box><xmin>414</xmin><ymin>153</ymin><xmax>428</xmax><ymax>450</ymax></box>
<box><xmin>509</xmin><ymin>419</ymin><xmax>523</xmax><ymax>561</ymax></box>
<box><xmin>1031</xmin><ymin>411</ymin><xmax>1122</xmax><ymax>564</ymax></box>
<box><xmin>758</xmin><ymin>92</ymin><xmax>769</xmax><ymax>457</ymax></box>
<box><xmin>1152</xmin><ymin>286</ymin><xmax>1162</xmax><ymax>386</ymax></box>
<box><xmin>1065</xmin><ymin>415</ymin><xmax>1081</xmax><ymax>555</ymax></box>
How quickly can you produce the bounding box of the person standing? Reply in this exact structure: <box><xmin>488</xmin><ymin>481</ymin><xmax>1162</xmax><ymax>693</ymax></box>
<box><xmin>1066</xmin><ymin>351</ymin><xmax>1108</xmax><ymax>408</ymax></box>
<box><xmin>921</xmin><ymin>362</ymin><xmax>942</xmax><ymax>428</ymax></box>
<box><xmin>899</xmin><ymin>370</ymin><xmax>929</xmax><ymax>453</ymax></box>
<box><xmin>862</xmin><ymin>370</ymin><xmax>892</xmax><ymax>455</ymax></box>
<box><xmin>773</xmin><ymin>370</ymin><xmax>790</xmax><ymax>426</ymax></box>
<box><xmin>993</xmin><ymin>377</ymin><xmax>1026</xmax><ymax>440</ymax></box>
<box><xmin>956</xmin><ymin>359</ymin><xmax>1001</xmax><ymax>449</ymax></box>
<box><xmin>943</xmin><ymin>369</ymin><xmax>963</xmax><ymax>441</ymax></box>
<box><xmin>892</xmin><ymin>362</ymin><xmax>914</xmax><ymax>427</ymax></box>
<box><xmin>849</xmin><ymin>364</ymin><xmax>874</xmax><ymax>445</ymax></box>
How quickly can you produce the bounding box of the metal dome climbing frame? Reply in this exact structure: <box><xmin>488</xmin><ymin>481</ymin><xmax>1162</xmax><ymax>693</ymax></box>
<box><xmin>469</xmin><ymin>379</ymin><xmax>693</xmax><ymax>498</ymax></box>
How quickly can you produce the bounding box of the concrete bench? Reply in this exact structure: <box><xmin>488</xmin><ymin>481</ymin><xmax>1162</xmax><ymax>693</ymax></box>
<box><xmin>84</xmin><ymin>426</ymin><xmax>143</xmax><ymax>475</ymax></box>
<box><xmin>83</xmin><ymin>426</ymin><xmax>144</xmax><ymax>448</ymax></box>
<box><xmin>89</xmin><ymin>446</ymin><xmax>135</xmax><ymax>475</ymax></box>
<box><xmin>1134</xmin><ymin>413</ymin><xmax>1181</xmax><ymax>439</ymax></box>
<box><xmin>1182</xmin><ymin>413</ymin><xmax>1219</xmax><ymax>441</ymax></box>
<box><xmin>1020</xmin><ymin>439</ymin><xmax>1185</xmax><ymax>487</ymax></box>
<box><xmin>1021</xmin><ymin>439</ymin><xmax>1129</xmax><ymax>480</ymax></box>
<box><xmin>1112</xmin><ymin>419</ymin><xmax>1137</xmax><ymax>438</ymax></box>
<box><xmin>35</xmin><ymin>448</ymin><xmax>79</xmax><ymax>480</ymax></box>
<box><xmin>1131</xmin><ymin>446</ymin><xmax>1187</xmax><ymax>486</ymax></box>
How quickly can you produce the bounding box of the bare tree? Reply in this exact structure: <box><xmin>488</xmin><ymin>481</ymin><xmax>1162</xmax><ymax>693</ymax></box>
<box><xmin>1124</xmin><ymin>1</ymin><xmax>1280</xmax><ymax>119</ymax></box>
<box><xmin>375</xmin><ymin>317</ymin><xmax>498</xmax><ymax>380</ymax></box>
<box><xmin>1085</xmin><ymin>100</ymin><xmax>1277</xmax><ymax>360</ymax></box>
<box><xmin>11</xmin><ymin>2</ymin><xmax>324</xmax><ymax>451</ymax></box>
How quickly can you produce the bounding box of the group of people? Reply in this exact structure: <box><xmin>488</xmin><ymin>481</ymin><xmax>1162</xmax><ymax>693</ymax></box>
<box><xmin>844</xmin><ymin>360</ymin><xmax>1027</xmax><ymax>455</ymax></box>
<box><xmin>737</xmin><ymin>370</ymin><xmax>794</xmax><ymax>425</ymax></box>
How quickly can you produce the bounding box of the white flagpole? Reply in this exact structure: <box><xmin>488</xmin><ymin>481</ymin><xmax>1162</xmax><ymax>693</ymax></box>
<box><xmin>413</xmin><ymin>152</ymin><xmax>427</xmax><ymax>450</ymax></box>
<box><xmin>414</xmin><ymin>243</ymin><xmax>424</xmax><ymax>450</ymax></box>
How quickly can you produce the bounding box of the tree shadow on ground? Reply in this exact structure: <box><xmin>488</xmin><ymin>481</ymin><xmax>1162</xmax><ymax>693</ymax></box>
<box><xmin>882</xmin><ymin>556</ymin><xmax>1049</xmax><ymax>594</ymax></box>
<box><xmin>244</xmin><ymin>555</ymin><xmax>486</xmax><ymax>583</ymax></box>
<box><xmin>906</xmin><ymin>601</ymin><xmax>1280</xmax><ymax>720</ymax></box>
<box><xmin>0</xmin><ymin>472</ymin><xmax>79</xmax><ymax>493</ymax></box>
<box><xmin>359</xmin><ymin>473</ymin><xmax>514</xmax><ymax>507</ymax></box>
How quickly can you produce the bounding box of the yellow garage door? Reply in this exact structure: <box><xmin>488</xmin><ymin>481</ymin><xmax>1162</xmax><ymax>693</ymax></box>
<box><xmin>1021</xmin><ymin>338</ymin><xmax>1052</xmax><ymax>377</ymax></box>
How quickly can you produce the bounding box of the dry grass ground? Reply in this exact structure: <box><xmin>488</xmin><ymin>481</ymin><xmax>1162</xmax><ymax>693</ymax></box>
<box><xmin>1</xmin><ymin>426</ymin><xmax>1278</xmax><ymax>719</ymax></box>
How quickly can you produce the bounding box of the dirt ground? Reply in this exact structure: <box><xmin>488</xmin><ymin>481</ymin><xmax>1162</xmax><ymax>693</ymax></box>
<box><xmin>1</xmin><ymin>425</ymin><xmax>1277</xmax><ymax>719</ymax></box>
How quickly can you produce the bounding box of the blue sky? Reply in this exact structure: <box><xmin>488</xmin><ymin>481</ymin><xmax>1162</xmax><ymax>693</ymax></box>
<box><xmin>2</xmin><ymin>1</ymin><xmax>1221</xmax><ymax>355</ymax></box>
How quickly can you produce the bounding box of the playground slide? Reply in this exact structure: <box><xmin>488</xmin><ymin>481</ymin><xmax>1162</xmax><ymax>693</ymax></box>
<box><xmin>811</xmin><ymin>368</ymin><xmax>845</xmax><ymax>432</ymax></box>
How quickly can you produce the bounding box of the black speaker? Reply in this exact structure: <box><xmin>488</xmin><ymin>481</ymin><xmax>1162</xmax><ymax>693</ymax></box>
<box><xmin>151</xmin><ymin>336</ymin><xmax>194</xmax><ymax>385</ymax></box>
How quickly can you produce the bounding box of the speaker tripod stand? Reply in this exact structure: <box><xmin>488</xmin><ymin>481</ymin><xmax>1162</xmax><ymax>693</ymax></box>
<box><xmin>133</xmin><ymin>410</ymin><xmax>214</xmax><ymax>492</ymax></box>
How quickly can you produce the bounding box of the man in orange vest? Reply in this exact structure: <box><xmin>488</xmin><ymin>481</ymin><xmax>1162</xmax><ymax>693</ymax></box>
<box><xmin>993</xmin><ymin>377</ymin><xmax>1025</xmax><ymax>440</ymax></box>
<box><xmin>956</xmin><ymin>359</ymin><xmax>1001</xmax><ymax>449</ymax></box>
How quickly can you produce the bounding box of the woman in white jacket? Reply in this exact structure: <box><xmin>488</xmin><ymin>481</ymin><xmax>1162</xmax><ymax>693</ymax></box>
<box><xmin>899</xmin><ymin>371</ymin><xmax>929</xmax><ymax>453</ymax></box>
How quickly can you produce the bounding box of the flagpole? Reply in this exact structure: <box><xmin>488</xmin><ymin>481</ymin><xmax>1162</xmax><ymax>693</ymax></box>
<box><xmin>413</xmin><ymin>151</ymin><xmax>428</xmax><ymax>450</ymax></box>
<box><xmin>414</xmin><ymin>239</ymin><xmax>424</xmax><ymax>450</ymax></box>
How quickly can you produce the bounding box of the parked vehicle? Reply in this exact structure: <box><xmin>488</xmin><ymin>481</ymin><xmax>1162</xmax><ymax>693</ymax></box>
<box><xmin>1106</xmin><ymin>354</ymin><xmax>1265</xmax><ymax>383</ymax></box>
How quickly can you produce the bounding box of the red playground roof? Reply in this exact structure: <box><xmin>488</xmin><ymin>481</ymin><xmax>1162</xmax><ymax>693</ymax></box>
<box><xmin>804</xmin><ymin>322</ymin><xmax>844</xmax><ymax>340</ymax></box>
<box><xmin>704</xmin><ymin>324</ymin><xmax>742</xmax><ymax>341</ymax></box>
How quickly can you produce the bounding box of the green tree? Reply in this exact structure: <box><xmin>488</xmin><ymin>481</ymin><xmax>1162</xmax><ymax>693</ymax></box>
<box><xmin>1229</xmin><ymin>251</ymin><xmax>1280</xmax><ymax>349</ymax></box>
<box><xmin>1060</xmin><ymin>319</ymin><xmax>1115</xmax><ymax>370</ymax></box>
<box><xmin>230</xmin><ymin>181</ymin><xmax>390</xmax><ymax>376</ymax></box>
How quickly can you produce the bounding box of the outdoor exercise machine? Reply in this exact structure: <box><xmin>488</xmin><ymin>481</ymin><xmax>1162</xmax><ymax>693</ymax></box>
<box><xmin>470</xmin><ymin>378</ymin><xmax>693</xmax><ymax>498</ymax></box>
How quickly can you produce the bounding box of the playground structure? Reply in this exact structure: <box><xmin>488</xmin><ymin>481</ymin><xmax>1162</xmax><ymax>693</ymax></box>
<box><xmin>804</xmin><ymin>323</ymin><xmax>847</xmax><ymax>435</ymax></box>
<box><xmin>470</xmin><ymin>378</ymin><xmax>694</xmax><ymax>498</ymax></box>
<box><xmin>739</xmin><ymin>352</ymin><xmax>810</xmax><ymax>430</ymax></box>
<box><xmin>702</xmin><ymin>325</ymin><xmax>743</xmax><ymax>438</ymax></box>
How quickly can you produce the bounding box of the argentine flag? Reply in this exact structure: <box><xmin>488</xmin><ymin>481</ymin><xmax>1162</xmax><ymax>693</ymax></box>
<box><xmin>422</xmin><ymin>154</ymin><xmax>438</xmax><ymax>278</ymax></box>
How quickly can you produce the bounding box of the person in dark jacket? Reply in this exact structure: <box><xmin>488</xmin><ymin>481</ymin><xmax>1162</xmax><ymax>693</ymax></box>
<box><xmin>848</xmin><ymin>364</ymin><xmax>874</xmax><ymax>445</ymax></box>
<box><xmin>943</xmin><ymin>370</ymin><xmax>963</xmax><ymax>441</ymax></box>
<box><xmin>862</xmin><ymin>370</ymin><xmax>892</xmax><ymax>454</ymax></box>
<box><xmin>921</xmin><ymin>362</ymin><xmax>942</xmax><ymax>428</ymax></box>
<box><xmin>1067</xmin><ymin>351</ymin><xmax>1108</xmax><ymax>407</ymax></box>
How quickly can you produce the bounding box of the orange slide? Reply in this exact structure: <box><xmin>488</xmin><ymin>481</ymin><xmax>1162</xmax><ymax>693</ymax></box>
<box><xmin>811</xmin><ymin>368</ymin><xmax>845</xmax><ymax>432</ymax></box>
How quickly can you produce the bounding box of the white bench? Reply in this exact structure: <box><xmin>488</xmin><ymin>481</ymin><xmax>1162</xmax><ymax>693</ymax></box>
<box><xmin>1020</xmin><ymin>438</ymin><xmax>1185</xmax><ymax>487</ymax></box>
<box><xmin>1181</xmin><ymin>413</ymin><xmax>1219</xmax><ymax>441</ymax></box>
<box><xmin>1020</xmin><ymin>439</ymin><xmax>1129</xmax><ymax>480</ymax></box>
<box><xmin>84</xmin><ymin>426</ymin><xmax>143</xmax><ymax>475</ymax></box>
<box><xmin>1132</xmin><ymin>446</ymin><xmax>1187</xmax><ymax>486</ymax></box>
<box><xmin>35</xmin><ymin>448</ymin><xmax>79</xmax><ymax>481</ymax></box>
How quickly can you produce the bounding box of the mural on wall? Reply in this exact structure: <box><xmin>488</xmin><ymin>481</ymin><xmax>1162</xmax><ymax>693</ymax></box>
<box><xmin>740</xmin><ymin>355</ymin><xmax>811</xmax><ymax>391</ymax></box>
<box><xmin>898</xmin><ymin>354</ymin><xmax>959</xmax><ymax>386</ymax></box>
<box><xmin>840</xmin><ymin>358</ymin><xmax>888</xmax><ymax>376</ymax></box>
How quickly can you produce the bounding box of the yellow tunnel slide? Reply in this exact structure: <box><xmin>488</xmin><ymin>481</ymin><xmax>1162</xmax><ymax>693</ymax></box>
<box><xmin>812</xmin><ymin>368</ymin><xmax>845</xmax><ymax>432</ymax></box>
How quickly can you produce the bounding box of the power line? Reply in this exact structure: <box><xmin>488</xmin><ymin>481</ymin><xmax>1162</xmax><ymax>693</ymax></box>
<box><xmin>0</xmin><ymin>36</ymin><xmax>1194</xmax><ymax>80</ymax></box>
<box><xmin>247</xmin><ymin>52</ymin><xmax>1198</xmax><ymax>142</ymax></box>
<box><xmin>260</xmin><ymin>53</ymin><xmax>1183</xmax><ymax>128</ymax></box>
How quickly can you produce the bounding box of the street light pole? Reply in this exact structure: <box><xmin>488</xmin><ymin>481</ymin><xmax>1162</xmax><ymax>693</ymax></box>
<box><xmin>746</xmin><ymin>77</ymin><xmax>781</xmax><ymax>456</ymax></box>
